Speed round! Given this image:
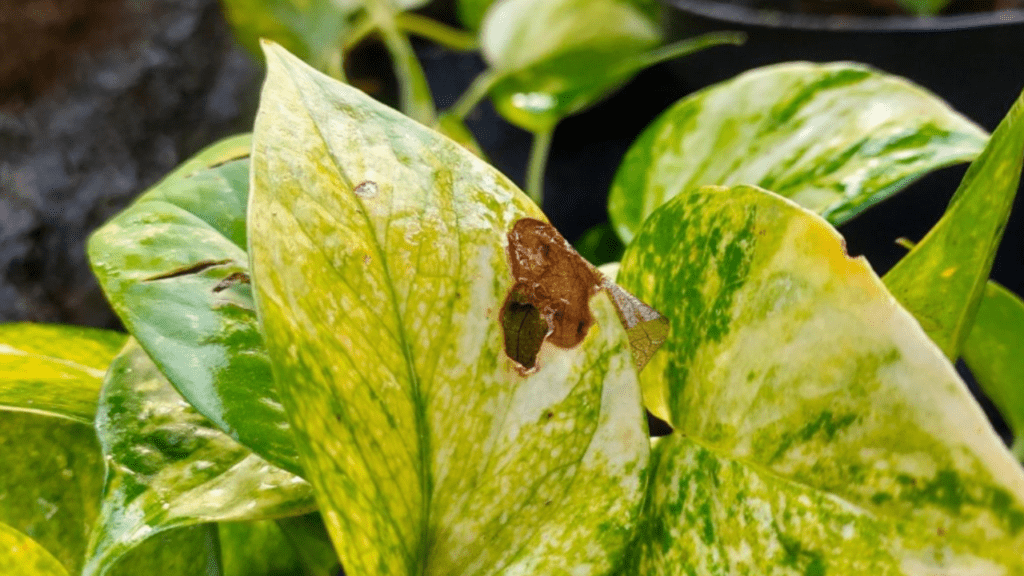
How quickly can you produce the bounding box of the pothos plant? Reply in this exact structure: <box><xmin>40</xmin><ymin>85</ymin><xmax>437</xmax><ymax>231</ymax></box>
<box><xmin>2</xmin><ymin>39</ymin><xmax>1024</xmax><ymax>575</ymax></box>
<box><xmin>218</xmin><ymin>0</ymin><xmax>744</xmax><ymax>203</ymax></box>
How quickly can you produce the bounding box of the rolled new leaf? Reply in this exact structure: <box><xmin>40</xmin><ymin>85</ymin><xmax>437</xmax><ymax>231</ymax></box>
<box><xmin>618</xmin><ymin>184</ymin><xmax>1024</xmax><ymax>573</ymax></box>
<box><xmin>609</xmin><ymin>62</ymin><xmax>988</xmax><ymax>243</ymax></box>
<box><xmin>250</xmin><ymin>42</ymin><xmax>650</xmax><ymax>575</ymax></box>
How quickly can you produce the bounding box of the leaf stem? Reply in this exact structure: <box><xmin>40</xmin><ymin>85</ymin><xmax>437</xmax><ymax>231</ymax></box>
<box><xmin>1013</xmin><ymin>436</ymin><xmax>1024</xmax><ymax>462</ymax></box>
<box><xmin>448</xmin><ymin>71</ymin><xmax>499</xmax><ymax>120</ymax></box>
<box><xmin>396</xmin><ymin>13</ymin><xmax>478</xmax><ymax>52</ymax></box>
<box><xmin>526</xmin><ymin>127</ymin><xmax>554</xmax><ymax>205</ymax></box>
<box><xmin>343</xmin><ymin>14</ymin><xmax>378</xmax><ymax>53</ymax></box>
<box><xmin>368</xmin><ymin>7</ymin><xmax>437</xmax><ymax>125</ymax></box>
<box><xmin>631</xmin><ymin>31</ymin><xmax>746</xmax><ymax>71</ymax></box>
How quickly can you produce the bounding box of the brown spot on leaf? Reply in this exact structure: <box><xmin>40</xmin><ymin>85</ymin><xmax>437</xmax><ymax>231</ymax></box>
<box><xmin>501</xmin><ymin>217</ymin><xmax>670</xmax><ymax>372</ymax></box>
<box><xmin>501</xmin><ymin>219</ymin><xmax>602</xmax><ymax>371</ymax></box>
<box><xmin>354</xmin><ymin>180</ymin><xmax>378</xmax><ymax>198</ymax></box>
<box><xmin>212</xmin><ymin>271</ymin><xmax>250</xmax><ymax>293</ymax></box>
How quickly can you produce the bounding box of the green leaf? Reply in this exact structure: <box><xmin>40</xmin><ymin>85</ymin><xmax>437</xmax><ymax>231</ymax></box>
<box><xmin>276</xmin><ymin>514</ymin><xmax>344</xmax><ymax>576</ymax></box>
<box><xmin>574</xmin><ymin>222</ymin><xmax>625</xmax><ymax>267</ymax></box>
<box><xmin>0</xmin><ymin>323</ymin><xmax>125</xmax><ymax>423</ymax></box>
<box><xmin>250</xmin><ymin>42</ymin><xmax>650</xmax><ymax>575</ymax></box>
<box><xmin>219</xmin><ymin>514</ymin><xmax>342</xmax><ymax>576</ymax></box>
<box><xmin>221</xmin><ymin>0</ymin><xmax>356</xmax><ymax>72</ymax></box>
<box><xmin>88</xmin><ymin>136</ymin><xmax>300</xmax><ymax>476</ymax></box>
<box><xmin>618</xmin><ymin>184</ymin><xmax>1024</xmax><ymax>572</ymax></box>
<box><xmin>897</xmin><ymin>0</ymin><xmax>951</xmax><ymax>15</ymax></box>
<box><xmin>884</xmin><ymin>88</ymin><xmax>1024</xmax><ymax>359</ymax></box>
<box><xmin>455</xmin><ymin>0</ymin><xmax>497</xmax><ymax>30</ymax></box>
<box><xmin>608</xmin><ymin>62</ymin><xmax>989</xmax><ymax>244</ymax></box>
<box><xmin>963</xmin><ymin>282</ymin><xmax>1024</xmax><ymax>452</ymax></box>
<box><xmin>0</xmin><ymin>413</ymin><xmax>218</xmax><ymax>576</ymax></box>
<box><xmin>0</xmin><ymin>413</ymin><xmax>104</xmax><ymax>574</ymax></box>
<box><xmin>0</xmin><ymin>521</ymin><xmax>70</xmax><ymax>576</ymax></box>
<box><xmin>219</xmin><ymin>520</ymin><xmax>304</xmax><ymax>576</ymax></box>
<box><xmin>82</xmin><ymin>341</ymin><xmax>315</xmax><ymax>576</ymax></box>
<box><xmin>478</xmin><ymin>0</ymin><xmax>742</xmax><ymax>132</ymax></box>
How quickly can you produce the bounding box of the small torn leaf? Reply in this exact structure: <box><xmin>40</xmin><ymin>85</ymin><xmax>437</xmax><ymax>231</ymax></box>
<box><xmin>500</xmin><ymin>290</ymin><xmax>548</xmax><ymax>371</ymax></box>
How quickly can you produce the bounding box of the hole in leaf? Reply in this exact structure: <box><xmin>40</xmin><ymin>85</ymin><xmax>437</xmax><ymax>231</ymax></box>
<box><xmin>501</xmin><ymin>289</ymin><xmax>549</xmax><ymax>371</ymax></box>
<box><xmin>646</xmin><ymin>411</ymin><xmax>673</xmax><ymax>437</ymax></box>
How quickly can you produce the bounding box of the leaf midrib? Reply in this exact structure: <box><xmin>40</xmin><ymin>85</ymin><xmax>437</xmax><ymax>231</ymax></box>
<box><xmin>287</xmin><ymin>72</ymin><xmax>434</xmax><ymax>575</ymax></box>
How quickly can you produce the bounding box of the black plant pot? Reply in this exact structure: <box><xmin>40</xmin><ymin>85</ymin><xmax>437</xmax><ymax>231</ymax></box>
<box><xmin>660</xmin><ymin>0</ymin><xmax>1024</xmax><ymax>294</ymax></box>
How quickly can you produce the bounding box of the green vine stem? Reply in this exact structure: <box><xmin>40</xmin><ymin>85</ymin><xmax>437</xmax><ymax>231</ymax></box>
<box><xmin>628</xmin><ymin>31</ymin><xmax>746</xmax><ymax>71</ymax></box>
<box><xmin>448</xmin><ymin>71</ymin><xmax>500</xmax><ymax>120</ymax></box>
<box><xmin>396</xmin><ymin>13</ymin><xmax>478</xmax><ymax>52</ymax></box>
<box><xmin>526</xmin><ymin>127</ymin><xmax>554</xmax><ymax>205</ymax></box>
<box><xmin>367</xmin><ymin>5</ymin><xmax>437</xmax><ymax>125</ymax></box>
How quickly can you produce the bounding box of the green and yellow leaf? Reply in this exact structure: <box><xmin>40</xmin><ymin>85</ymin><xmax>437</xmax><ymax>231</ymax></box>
<box><xmin>609</xmin><ymin>62</ymin><xmax>988</xmax><ymax>243</ymax></box>
<box><xmin>82</xmin><ymin>341</ymin><xmax>315</xmax><ymax>576</ymax></box>
<box><xmin>250</xmin><ymin>42</ymin><xmax>651</xmax><ymax>575</ymax></box>
<box><xmin>884</xmin><ymin>88</ymin><xmax>1024</xmax><ymax>359</ymax></box>
<box><xmin>0</xmin><ymin>323</ymin><xmax>125</xmax><ymax>423</ymax></box>
<box><xmin>88</xmin><ymin>136</ymin><xmax>300</xmax><ymax>475</ymax></box>
<box><xmin>618</xmin><ymin>184</ymin><xmax>1024</xmax><ymax>573</ymax></box>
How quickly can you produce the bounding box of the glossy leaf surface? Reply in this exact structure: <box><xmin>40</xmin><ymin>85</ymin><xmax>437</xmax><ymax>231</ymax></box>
<box><xmin>221</xmin><ymin>0</ymin><xmax>356</xmax><ymax>71</ymax></box>
<box><xmin>479</xmin><ymin>0</ymin><xmax>741</xmax><ymax>132</ymax></box>
<box><xmin>0</xmin><ymin>323</ymin><xmax>125</xmax><ymax>423</ymax></box>
<box><xmin>609</xmin><ymin>62</ymin><xmax>988</xmax><ymax>243</ymax></box>
<box><xmin>0</xmin><ymin>521</ymin><xmax>69</xmax><ymax>576</ymax></box>
<box><xmin>88</xmin><ymin>136</ymin><xmax>300</xmax><ymax>475</ymax></box>
<box><xmin>250</xmin><ymin>43</ymin><xmax>649</xmax><ymax>575</ymax></box>
<box><xmin>963</xmin><ymin>281</ymin><xmax>1024</xmax><ymax>455</ymax></box>
<box><xmin>618</xmin><ymin>185</ymin><xmax>1024</xmax><ymax>572</ymax></box>
<box><xmin>884</xmin><ymin>88</ymin><xmax>1024</xmax><ymax>359</ymax></box>
<box><xmin>82</xmin><ymin>341</ymin><xmax>314</xmax><ymax>576</ymax></box>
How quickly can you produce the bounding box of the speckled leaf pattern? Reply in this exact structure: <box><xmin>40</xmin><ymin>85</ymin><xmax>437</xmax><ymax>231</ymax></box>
<box><xmin>88</xmin><ymin>136</ymin><xmax>300</xmax><ymax>476</ymax></box>
<box><xmin>0</xmin><ymin>414</ymin><xmax>104</xmax><ymax>575</ymax></box>
<box><xmin>963</xmin><ymin>281</ymin><xmax>1024</xmax><ymax>458</ymax></box>
<box><xmin>884</xmin><ymin>89</ymin><xmax>1024</xmax><ymax>359</ymax></box>
<box><xmin>608</xmin><ymin>62</ymin><xmax>988</xmax><ymax>243</ymax></box>
<box><xmin>617</xmin><ymin>185</ymin><xmax>1024</xmax><ymax>573</ymax></box>
<box><xmin>0</xmin><ymin>323</ymin><xmax>125</xmax><ymax>423</ymax></box>
<box><xmin>0</xmin><ymin>521</ymin><xmax>70</xmax><ymax>576</ymax></box>
<box><xmin>82</xmin><ymin>340</ymin><xmax>315</xmax><ymax>576</ymax></box>
<box><xmin>249</xmin><ymin>43</ymin><xmax>649</xmax><ymax>575</ymax></box>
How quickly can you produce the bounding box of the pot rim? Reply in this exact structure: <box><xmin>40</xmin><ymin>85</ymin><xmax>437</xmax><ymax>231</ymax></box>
<box><xmin>660</xmin><ymin>0</ymin><xmax>1024</xmax><ymax>32</ymax></box>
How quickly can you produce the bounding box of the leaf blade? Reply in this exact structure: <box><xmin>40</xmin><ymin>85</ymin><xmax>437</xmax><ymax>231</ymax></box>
<box><xmin>618</xmin><ymin>184</ymin><xmax>1024</xmax><ymax>572</ymax></box>
<box><xmin>87</xmin><ymin>137</ymin><xmax>300</xmax><ymax>475</ymax></box>
<box><xmin>608</xmin><ymin>62</ymin><xmax>988</xmax><ymax>243</ymax></box>
<box><xmin>884</xmin><ymin>88</ymin><xmax>1024</xmax><ymax>359</ymax></box>
<box><xmin>0</xmin><ymin>323</ymin><xmax>125</xmax><ymax>423</ymax></box>
<box><xmin>82</xmin><ymin>341</ymin><xmax>315</xmax><ymax>576</ymax></box>
<box><xmin>250</xmin><ymin>42</ymin><xmax>650</xmax><ymax>576</ymax></box>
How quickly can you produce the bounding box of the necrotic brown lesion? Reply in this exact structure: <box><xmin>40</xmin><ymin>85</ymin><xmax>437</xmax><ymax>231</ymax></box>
<box><xmin>500</xmin><ymin>218</ymin><xmax>602</xmax><ymax>371</ymax></box>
